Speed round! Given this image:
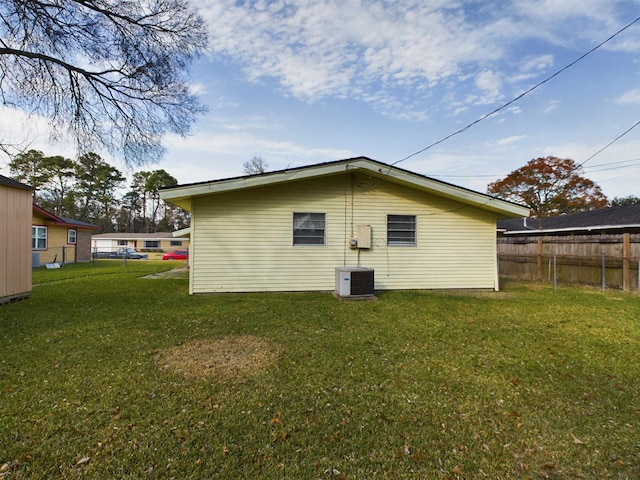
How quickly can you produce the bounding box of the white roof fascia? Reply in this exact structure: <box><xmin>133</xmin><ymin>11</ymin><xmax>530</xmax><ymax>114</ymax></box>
<box><xmin>161</xmin><ymin>158</ymin><xmax>530</xmax><ymax>218</ymax></box>
<box><xmin>356</xmin><ymin>160</ymin><xmax>530</xmax><ymax>218</ymax></box>
<box><xmin>505</xmin><ymin>224</ymin><xmax>640</xmax><ymax>235</ymax></box>
<box><xmin>172</xmin><ymin>227</ymin><xmax>191</xmax><ymax>238</ymax></box>
<box><xmin>91</xmin><ymin>234</ymin><xmax>176</xmax><ymax>240</ymax></box>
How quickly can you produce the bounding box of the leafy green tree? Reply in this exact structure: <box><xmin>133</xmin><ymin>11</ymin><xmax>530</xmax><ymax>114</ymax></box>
<box><xmin>39</xmin><ymin>155</ymin><xmax>77</xmax><ymax>215</ymax></box>
<box><xmin>145</xmin><ymin>169</ymin><xmax>178</xmax><ymax>228</ymax></box>
<box><xmin>611</xmin><ymin>195</ymin><xmax>640</xmax><ymax>207</ymax></box>
<box><xmin>8</xmin><ymin>150</ymin><xmax>48</xmax><ymax>201</ymax></box>
<box><xmin>115</xmin><ymin>191</ymin><xmax>144</xmax><ymax>233</ymax></box>
<box><xmin>0</xmin><ymin>0</ymin><xmax>207</xmax><ymax>164</ymax></box>
<box><xmin>74</xmin><ymin>152</ymin><xmax>125</xmax><ymax>229</ymax></box>
<box><xmin>130</xmin><ymin>171</ymin><xmax>153</xmax><ymax>231</ymax></box>
<box><xmin>487</xmin><ymin>156</ymin><xmax>608</xmax><ymax>217</ymax></box>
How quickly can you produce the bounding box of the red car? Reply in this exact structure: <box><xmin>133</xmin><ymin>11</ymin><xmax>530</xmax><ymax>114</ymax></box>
<box><xmin>162</xmin><ymin>250</ymin><xmax>189</xmax><ymax>260</ymax></box>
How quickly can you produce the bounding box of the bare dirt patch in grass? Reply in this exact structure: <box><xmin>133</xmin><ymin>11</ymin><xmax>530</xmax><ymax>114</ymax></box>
<box><xmin>434</xmin><ymin>290</ymin><xmax>516</xmax><ymax>299</ymax></box>
<box><xmin>155</xmin><ymin>335</ymin><xmax>283</xmax><ymax>381</ymax></box>
<box><xmin>142</xmin><ymin>267</ymin><xmax>189</xmax><ymax>279</ymax></box>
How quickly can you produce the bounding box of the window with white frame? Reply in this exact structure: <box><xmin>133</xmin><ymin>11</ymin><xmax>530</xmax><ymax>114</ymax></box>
<box><xmin>293</xmin><ymin>213</ymin><xmax>326</xmax><ymax>246</ymax></box>
<box><xmin>32</xmin><ymin>226</ymin><xmax>47</xmax><ymax>250</ymax></box>
<box><xmin>144</xmin><ymin>240</ymin><xmax>160</xmax><ymax>248</ymax></box>
<box><xmin>117</xmin><ymin>240</ymin><xmax>128</xmax><ymax>246</ymax></box>
<box><xmin>67</xmin><ymin>229</ymin><xmax>77</xmax><ymax>244</ymax></box>
<box><xmin>387</xmin><ymin>215</ymin><xmax>416</xmax><ymax>246</ymax></box>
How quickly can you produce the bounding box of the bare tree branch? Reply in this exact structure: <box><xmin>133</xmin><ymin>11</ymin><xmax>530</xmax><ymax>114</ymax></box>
<box><xmin>0</xmin><ymin>0</ymin><xmax>208</xmax><ymax>165</ymax></box>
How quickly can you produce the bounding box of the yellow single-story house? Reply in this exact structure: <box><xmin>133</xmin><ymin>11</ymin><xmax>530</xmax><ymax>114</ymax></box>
<box><xmin>160</xmin><ymin>157</ymin><xmax>530</xmax><ymax>294</ymax></box>
<box><xmin>91</xmin><ymin>232</ymin><xmax>190</xmax><ymax>253</ymax></box>
<box><xmin>1</xmin><ymin>175</ymin><xmax>32</xmax><ymax>304</ymax></box>
<box><xmin>32</xmin><ymin>205</ymin><xmax>100</xmax><ymax>265</ymax></box>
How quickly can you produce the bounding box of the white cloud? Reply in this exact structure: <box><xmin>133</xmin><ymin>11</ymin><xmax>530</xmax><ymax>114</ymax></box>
<box><xmin>543</xmin><ymin>100</ymin><xmax>560</xmax><ymax>114</ymax></box>
<box><xmin>161</xmin><ymin>124</ymin><xmax>354</xmax><ymax>183</ymax></box>
<box><xmin>520</xmin><ymin>54</ymin><xmax>555</xmax><ymax>73</ymax></box>
<box><xmin>194</xmin><ymin>0</ymin><xmax>633</xmax><ymax>119</ymax></box>
<box><xmin>496</xmin><ymin>135</ymin><xmax>528</xmax><ymax>146</ymax></box>
<box><xmin>475</xmin><ymin>70</ymin><xmax>503</xmax><ymax>104</ymax></box>
<box><xmin>615</xmin><ymin>89</ymin><xmax>640</xmax><ymax>105</ymax></box>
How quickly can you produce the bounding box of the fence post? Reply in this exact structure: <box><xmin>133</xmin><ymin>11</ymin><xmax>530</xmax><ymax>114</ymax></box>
<box><xmin>601</xmin><ymin>250</ymin><xmax>606</xmax><ymax>292</ymax></box>
<box><xmin>537</xmin><ymin>237</ymin><xmax>543</xmax><ymax>280</ymax></box>
<box><xmin>553</xmin><ymin>251</ymin><xmax>557</xmax><ymax>291</ymax></box>
<box><xmin>623</xmin><ymin>233</ymin><xmax>630</xmax><ymax>292</ymax></box>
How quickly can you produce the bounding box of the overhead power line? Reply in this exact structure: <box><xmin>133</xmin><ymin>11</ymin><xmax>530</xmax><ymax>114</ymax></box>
<box><xmin>576</xmin><ymin>120</ymin><xmax>640</xmax><ymax>168</ymax></box>
<box><xmin>393</xmin><ymin>14</ymin><xmax>640</xmax><ymax>167</ymax></box>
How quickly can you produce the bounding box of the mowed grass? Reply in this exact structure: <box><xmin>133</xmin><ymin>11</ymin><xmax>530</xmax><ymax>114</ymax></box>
<box><xmin>1</xmin><ymin>262</ymin><xmax>639</xmax><ymax>479</ymax></box>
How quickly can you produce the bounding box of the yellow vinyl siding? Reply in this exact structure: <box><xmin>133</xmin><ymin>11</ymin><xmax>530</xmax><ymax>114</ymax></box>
<box><xmin>0</xmin><ymin>183</ymin><xmax>32</xmax><ymax>302</ymax></box>
<box><xmin>31</xmin><ymin>214</ymin><xmax>79</xmax><ymax>264</ymax></box>
<box><xmin>191</xmin><ymin>172</ymin><xmax>499</xmax><ymax>293</ymax></box>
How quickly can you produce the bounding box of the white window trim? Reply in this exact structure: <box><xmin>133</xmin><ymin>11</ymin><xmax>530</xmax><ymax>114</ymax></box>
<box><xmin>293</xmin><ymin>212</ymin><xmax>326</xmax><ymax>246</ymax></box>
<box><xmin>67</xmin><ymin>229</ymin><xmax>77</xmax><ymax>245</ymax></box>
<box><xmin>32</xmin><ymin>225</ymin><xmax>47</xmax><ymax>250</ymax></box>
<box><xmin>387</xmin><ymin>214</ymin><xmax>417</xmax><ymax>247</ymax></box>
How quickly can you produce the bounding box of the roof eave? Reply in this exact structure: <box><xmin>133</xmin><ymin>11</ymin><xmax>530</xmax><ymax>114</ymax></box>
<box><xmin>160</xmin><ymin>158</ymin><xmax>530</xmax><ymax>218</ymax></box>
<box><xmin>504</xmin><ymin>223</ymin><xmax>640</xmax><ymax>235</ymax></box>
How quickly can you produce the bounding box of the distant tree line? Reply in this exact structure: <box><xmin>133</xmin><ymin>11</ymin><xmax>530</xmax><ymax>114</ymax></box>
<box><xmin>8</xmin><ymin>150</ymin><xmax>188</xmax><ymax>233</ymax></box>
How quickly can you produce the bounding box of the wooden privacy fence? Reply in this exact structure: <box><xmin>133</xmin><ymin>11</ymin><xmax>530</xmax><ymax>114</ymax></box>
<box><xmin>497</xmin><ymin>233</ymin><xmax>640</xmax><ymax>291</ymax></box>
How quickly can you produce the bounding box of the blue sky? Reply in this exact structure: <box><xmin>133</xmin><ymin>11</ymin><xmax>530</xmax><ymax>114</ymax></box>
<box><xmin>3</xmin><ymin>0</ymin><xmax>640</xmax><ymax>199</ymax></box>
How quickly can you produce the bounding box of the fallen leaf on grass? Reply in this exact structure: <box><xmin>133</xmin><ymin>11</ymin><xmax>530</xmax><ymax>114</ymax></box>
<box><xmin>75</xmin><ymin>457</ymin><xmax>90</xmax><ymax>466</ymax></box>
<box><xmin>452</xmin><ymin>465</ymin><xmax>463</xmax><ymax>475</ymax></box>
<box><xmin>571</xmin><ymin>434</ymin><xmax>585</xmax><ymax>445</ymax></box>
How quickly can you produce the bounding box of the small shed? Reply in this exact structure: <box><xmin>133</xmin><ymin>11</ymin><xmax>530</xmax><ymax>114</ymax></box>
<box><xmin>0</xmin><ymin>175</ymin><xmax>33</xmax><ymax>304</ymax></box>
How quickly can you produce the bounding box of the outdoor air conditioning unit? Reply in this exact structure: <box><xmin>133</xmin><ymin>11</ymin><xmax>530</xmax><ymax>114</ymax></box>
<box><xmin>335</xmin><ymin>267</ymin><xmax>375</xmax><ymax>297</ymax></box>
<box><xmin>32</xmin><ymin>251</ymin><xmax>41</xmax><ymax>269</ymax></box>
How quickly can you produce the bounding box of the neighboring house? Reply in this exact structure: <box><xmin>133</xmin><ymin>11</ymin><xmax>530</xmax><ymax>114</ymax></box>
<box><xmin>0</xmin><ymin>175</ymin><xmax>32</xmax><ymax>304</ymax></box>
<box><xmin>498</xmin><ymin>203</ymin><xmax>640</xmax><ymax>236</ymax></box>
<box><xmin>32</xmin><ymin>206</ymin><xmax>100</xmax><ymax>265</ymax></box>
<box><xmin>160</xmin><ymin>156</ymin><xmax>529</xmax><ymax>294</ymax></box>
<box><xmin>497</xmin><ymin>204</ymin><xmax>640</xmax><ymax>290</ymax></box>
<box><xmin>91</xmin><ymin>232</ymin><xmax>190</xmax><ymax>253</ymax></box>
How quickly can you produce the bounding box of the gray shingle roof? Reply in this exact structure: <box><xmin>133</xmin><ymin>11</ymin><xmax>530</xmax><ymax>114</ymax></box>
<box><xmin>0</xmin><ymin>174</ymin><xmax>32</xmax><ymax>190</ymax></box>
<box><xmin>498</xmin><ymin>204</ymin><xmax>640</xmax><ymax>234</ymax></box>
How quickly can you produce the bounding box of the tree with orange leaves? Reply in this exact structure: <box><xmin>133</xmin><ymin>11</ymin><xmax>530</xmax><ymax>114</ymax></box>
<box><xmin>487</xmin><ymin>156</ymin><xmax>608</xmax><ymax>217</ymax></box>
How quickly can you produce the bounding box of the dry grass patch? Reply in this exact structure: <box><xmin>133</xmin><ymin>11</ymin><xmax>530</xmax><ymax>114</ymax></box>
<box><xmin>142</xmin><ymin>267</ymin><xmax>189</xmax><ymax>279</ymax></box>
<box><xmin>433</xmin><ymin>289</ymin><xmax>516</xmax><ymax>299</ymax></box>
<box><xmin>155</xmin><ymin>335</ymin><xmax>283</xmax><ymax>381</ymax></box>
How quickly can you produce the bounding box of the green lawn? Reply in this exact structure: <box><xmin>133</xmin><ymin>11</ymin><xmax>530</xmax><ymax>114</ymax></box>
<box><xmin>1</xmin><ymin>262</ymin><xmax>639</xmax><ymax>479</ymax></box>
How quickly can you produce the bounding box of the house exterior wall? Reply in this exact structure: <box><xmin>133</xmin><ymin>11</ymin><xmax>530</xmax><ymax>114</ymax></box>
<box><xmin>139</xmin><ymin>239</ymin><xmax>189</xmax><ymax>251</ymax></box>
<box><xmin>32</xmin><ymin>213</ymin><xmax>94</xmax><ymax>264</ymax></box>
<box><xmin>32</xmin><ymin>212</ymin><xmax>66</xmax><ymax>264</ymax></box>
<box><xmin>92</xmin><ymin>238</ymin><xmax>190</xmax><ymax>252</ymax></box>
<box><xmin>0</xmin><ymin>183</ymin><xmax>32</xmax><ymax>303</ymax></box>
<box><xmin>76</xmin><ymin>230</ymin><xmax>93</xmax><ymax>262</ymax></box>
<box><xmin>189</xmin><ymin>172</ymin><xmax>498</xmax><ymax>293</ymax></box>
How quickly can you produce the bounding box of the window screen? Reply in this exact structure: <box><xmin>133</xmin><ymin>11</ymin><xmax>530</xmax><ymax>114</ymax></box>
<box><xmin>293</xmin><ymin>213</ymin><xmax>326</xmax><ymax>245</ymax></box>
<box><xmin>387</xmin><ymin>215</ymin><xmax>416</xmax><ymax>246</ymax></box>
